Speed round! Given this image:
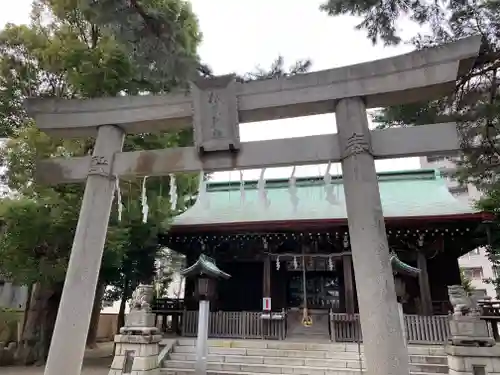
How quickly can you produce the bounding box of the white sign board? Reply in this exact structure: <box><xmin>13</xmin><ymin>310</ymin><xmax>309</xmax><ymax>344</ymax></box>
<box><xmin>262</xmin><ymin>297</ymin><xmax>271</xmax><ymax>311</ymax></box>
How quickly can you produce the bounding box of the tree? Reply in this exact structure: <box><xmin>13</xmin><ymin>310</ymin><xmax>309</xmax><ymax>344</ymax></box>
<box><xmin>460</xmin><ymin>268</ymin><xmax>475</xmax><ymax>295</ymax></box>
<box><xmin>0</xmin><ymin>0</ymin><xmax>313</xmax><ymax>363</ymax></box>
<box><xmin>321</xmin><ymin>0</ymin><xmax>500</xmax><ymax>189</ymax></box>
<box><xmin>320</xmin><ymin>0</ymin><xmax>500</xmax><ymax>292</ymax></box>
<box><xmin>0</xmin><ymin>0</ymin><xmax>202</xmax><ymax>363</ymax></box>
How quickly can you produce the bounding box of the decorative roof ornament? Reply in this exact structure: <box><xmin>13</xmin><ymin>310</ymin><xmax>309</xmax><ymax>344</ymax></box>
<box><xmin>288</xmin><ymin>166</ymin><xmax>299</xmax><ymax>211</ymax></box>
<box><xmin>324</xmin><ymin>161</ymin><xmax>336</xmax><ymax>205</ymax></box>
<box><xmin>169</xmin><ymin>173</ymin><xmax>178</xmax><ymax>211</ymax></box>
<box><xmin>257</xmin><ymin>168</ymin><xmax>270</xmax><ymax>209</ymax></box>
<box><xmin>390</xmin><ymin>252</ymin><xmax>421</xmax><ymax>277</ymax></box>
<box><xmin>115</xmin><ymin>177</ymin><xmax>123</xmax><ymax>222</ymax></box>
<box><xmin>141</xmin><ymin>176</ymin><xmax>149</xmax><ymax>223</ymax></box>
<box><xmin>180</xmin><ymin>254</ymin><xmax>231</xmax><ymax>279</ymax></box>
<box><xmin>239</xmin><ymin>170</ymin><xmax>245</xmax><ymax>205</ymax></box>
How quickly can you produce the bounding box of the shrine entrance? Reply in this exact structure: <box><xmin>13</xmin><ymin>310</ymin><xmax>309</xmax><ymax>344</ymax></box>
<box><xmin>287</xmin><ymin>271</ymin><xmax>340</xmax><ymax>310</ymax></box>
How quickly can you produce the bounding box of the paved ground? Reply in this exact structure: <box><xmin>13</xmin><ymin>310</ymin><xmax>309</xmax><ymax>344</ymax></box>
<box><xmin>2</xmin><ymin>343</ymin><xmax>113</xmax><ymax>375</ymax></box>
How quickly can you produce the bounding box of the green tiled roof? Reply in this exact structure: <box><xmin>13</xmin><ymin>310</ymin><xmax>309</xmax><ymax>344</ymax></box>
<box><xmin>172</xmin><ymin>169</ymin><xmax>480</xmax><ymax>228</ymax></box>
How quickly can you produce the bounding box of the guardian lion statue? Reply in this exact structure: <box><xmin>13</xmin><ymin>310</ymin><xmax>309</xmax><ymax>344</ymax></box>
<box><xmin>129</xmin><ymin>284</ymin><xmax>154</xmax><ymax>312</ymax></box>
<box><xmin>448</xmin><ymin>285</ymin><xmax>474</xmax><ymax>317</ymax></box>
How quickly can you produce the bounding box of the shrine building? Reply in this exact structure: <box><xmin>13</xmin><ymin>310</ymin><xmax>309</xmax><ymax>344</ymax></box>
<box><xmin>157</xmin><ymin>168</ymin><xmax>490</xmax><ymax>342</ymax></box>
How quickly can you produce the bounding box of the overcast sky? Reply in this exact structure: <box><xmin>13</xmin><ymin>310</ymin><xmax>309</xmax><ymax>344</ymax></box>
<box><xmin>3</xmin><ymin>0</ymin><xmax>424</xmax><ymax>182</ymax></box>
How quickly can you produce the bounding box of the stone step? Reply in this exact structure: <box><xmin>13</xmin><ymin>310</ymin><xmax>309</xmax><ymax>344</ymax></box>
<box><xmin>173</xmin><ymin>338</ymin><xmax>446</xmax><ymax>356</ymax></box>
<box><xmin>164</xmin><ymin>360</ymin><xmax>447</xmax><ymax>375</ymax></box>
<box><xmin>172</xmin><ymin>342</ymin><xmax>445</xmax><ymax>359</ymax></box>
<box><xmin>161</xmin><ymin>367</ymin><xmax>443</xmax><ymax>375</ymax></box>
<box><xmin>166</xmin><ymin>354</ymin><xmax>447</xmax><ymax>373</ymax></box>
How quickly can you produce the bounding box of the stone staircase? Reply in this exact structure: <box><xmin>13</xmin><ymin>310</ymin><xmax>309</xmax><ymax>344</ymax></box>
<box><xmin>160</xmin><ymin>338</ymin><xmax>448</xmax><ymax>375</ymax></box>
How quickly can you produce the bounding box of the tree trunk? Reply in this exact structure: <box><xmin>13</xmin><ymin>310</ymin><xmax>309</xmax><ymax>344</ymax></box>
<box><xmin>15</xmin><ymin>283</ymin><xmax>61</xmax><ymax>365</ymax></box>
<box><xmin>86</xmin><ymin>282</ymin><xmax>105</xmax><ymax>348</ymax></box>
<box><xmin>116</xmin><ymin>276</ymin><xmax>130</xmax><ymax>333</ymax></box>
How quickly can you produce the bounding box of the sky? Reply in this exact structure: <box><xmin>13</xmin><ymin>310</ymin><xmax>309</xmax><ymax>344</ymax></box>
<box><xmin>2</xmin><ymin>0</ymin><xmax>424</xmax><ymax>182</ymax></box>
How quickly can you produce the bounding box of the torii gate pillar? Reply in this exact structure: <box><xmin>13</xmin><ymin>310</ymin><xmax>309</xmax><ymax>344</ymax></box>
<box><xmin>43</xmin><ymin>125</ymin><xmax>125</xmax><ymax>375</ymax></box>
<box><xmin>336</xmin><ymin>97</ymin><xmax>408</xmax><ymax>375</ymax></box>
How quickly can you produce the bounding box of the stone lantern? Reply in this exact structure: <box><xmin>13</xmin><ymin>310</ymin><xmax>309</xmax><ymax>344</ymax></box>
<box><xmin>180</xmin><ymin>254</ymin><xmax>230</xmax><ymax>375</ymax></box>
<box><xmin>390</xmin><ymin>252</ymin><xmax>421</xmax><ymax>346</ymax></box>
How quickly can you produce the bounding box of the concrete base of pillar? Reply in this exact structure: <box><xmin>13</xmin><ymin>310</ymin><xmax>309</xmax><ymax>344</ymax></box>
<box><xmin>446</xmin><ymin>345</ymin><xmax>500</xmax><ymax>375</ymax></box>
<box><xmin>108</xmin><ymin>333</ymin><xmax>162</xmax><ymax>375</ymax></box>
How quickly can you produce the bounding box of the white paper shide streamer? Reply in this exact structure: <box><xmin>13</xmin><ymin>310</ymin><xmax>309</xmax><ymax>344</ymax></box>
<box><xmin>239</xmin><ymin>170</ymin><xmax>245</xmax><ymax>205</ymax></box>
<box><xmin>324</xmin><ymin>161</ymin><xmax>337</xmax><ymax>205</ymax></box>
<box><xmin>288</xmin><ymin>166</ymin><xmax>299</xmax><ymax>211</ymax></box>
<box><xmin>198</xmin><ymin>171</ymin><xmax>210</xmax><ymax>209</ymax></box>
<box><xmin>169</xmin><ymin>173</ymin><xmax>178</xmax><ymax>211</ymax></box>
<box><xmin>141</xmin><ymin>176</ymin><xmax>149</xmax><ymax>223</ymax></box>
<box><xmin>257</xmin><ymin>168</ymin><xmax>270</xmax><ymax>209</ymax></box>
<box><xmin>115</xmin><ymin>178</ymin><xmax>123</xmax><ymax>222</ymax></box>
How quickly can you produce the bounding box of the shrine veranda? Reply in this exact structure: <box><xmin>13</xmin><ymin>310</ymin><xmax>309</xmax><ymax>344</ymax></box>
<box><xmin>154</xmin><ymin>168</ymin><xmax>489</xmax><ymax>342</ymax></box>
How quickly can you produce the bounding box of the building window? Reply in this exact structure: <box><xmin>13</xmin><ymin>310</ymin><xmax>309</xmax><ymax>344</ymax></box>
<box><xmin>449</xmin><ymin>185</ymin><xmax>469</xmax><ymax>196</ymax></box>
<box><xmin>462</xmin><ymin>267</ymin><xmax>484</xmax><ymax>280</ymax></box>
<box><xmin>427</xmin><ymin>156</ymin><xmax>447</xmax><ymax>163</ymax></box>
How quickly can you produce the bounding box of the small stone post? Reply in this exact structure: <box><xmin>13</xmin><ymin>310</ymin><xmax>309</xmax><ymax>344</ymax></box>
<box><xmin>108</xmin><ymin>284</ymin><xmax>161</xmax><ymax>375</ymax></box>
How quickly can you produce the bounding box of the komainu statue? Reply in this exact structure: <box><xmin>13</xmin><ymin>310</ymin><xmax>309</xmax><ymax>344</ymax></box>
<box><xmin>447</xmin><ymin>285</ymin><xmax>473</xmax><ymax>317</ymax></box>
<box><xmin>129</xmin><ymin>284</ymin><xmax>154</xmax><ymax>312</ymax></box>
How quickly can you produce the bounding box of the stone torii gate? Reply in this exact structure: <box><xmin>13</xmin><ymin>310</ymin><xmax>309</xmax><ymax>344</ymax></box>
<box><xmin>26</xmin><ymin>36</ymin><xmax>481</xmax><ymax>375</ymax></box>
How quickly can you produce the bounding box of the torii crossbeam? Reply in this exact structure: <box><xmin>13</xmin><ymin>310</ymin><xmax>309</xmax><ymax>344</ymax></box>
<box><xmin>26</xmin><ymin>35</ymin><xmax>482</xmax><ymax>375</ymax></box>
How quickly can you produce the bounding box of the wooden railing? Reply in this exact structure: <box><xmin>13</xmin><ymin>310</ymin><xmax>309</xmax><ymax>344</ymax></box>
<box><xmin>182</xmin><ymin>311</ymin><xmax>286</xmax><ymax>340</ymax></box>
<box><xmin>330</xmin><ymin>313</ymin><xmax>451</xmax><ymax>344</ymax></box>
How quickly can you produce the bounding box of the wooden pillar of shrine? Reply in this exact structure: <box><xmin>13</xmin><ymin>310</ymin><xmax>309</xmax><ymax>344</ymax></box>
<box><xmin>263</xmin><ymin>256</ymin><xmax>271</xmax><ymax>304</ymax></box>
<box><xmin>343</xmin><ymin>255</ymin><xmax>355</xmax><ymax>314</ymax></box>
<box><xmin>417</xmin><ymin>251</ymin><xmax>433</xmax><ymax>315</ymax></box>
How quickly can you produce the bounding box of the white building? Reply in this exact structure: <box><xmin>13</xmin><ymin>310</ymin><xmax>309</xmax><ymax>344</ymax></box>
<box><xmin>420</xmin><ymin>156</ymin><xmax>497</xmax><ymax>298</ymax></box>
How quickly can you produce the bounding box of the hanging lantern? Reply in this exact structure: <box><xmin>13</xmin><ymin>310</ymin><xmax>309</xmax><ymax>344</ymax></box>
<box><xmin>343</xmin><ymin>233</ymin><xmax>349</xmax><ymax>249</ymax></box>
<box><xmin>293</xmin><ymin>256</ymin><xmax>298</xmax><ymax>270</ymax></box>
<box><xmin>141</xmin><ymin>176</ymin><xmax>149</xmax><ymax>223</ymax></box>
<box><xmin>328</xmin><ymin>256</ymin><xmax>334</xmax><ymax>271</ymax></box>
<box><xmin>276</xmin><ymin>256</ymin><xmax>280</xmax><ymax>271</ymax></box>
<box><xmin>418</xmin><ymin>234</ymin><xmax>425</xmax><ymax>247</ymax></box>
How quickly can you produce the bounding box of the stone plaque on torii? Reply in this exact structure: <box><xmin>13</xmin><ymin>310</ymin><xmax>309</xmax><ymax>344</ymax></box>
<box><xmin>26</xmin><ymin>36</ymin><xmax>481</xmax><ymax>375</ymax></box>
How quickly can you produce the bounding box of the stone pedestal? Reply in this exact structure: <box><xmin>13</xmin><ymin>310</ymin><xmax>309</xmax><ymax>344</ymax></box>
<box><xmin>109</xmin><ymin>308</ymin><xmax>161</xmax><ymax>375</ymax></box>
<box><xmin>108</xmin><ymin>333</ymin><xmax>162</xmax><ymax>375</ymax></box>
<box><xmin>449</xmin><ymin>316</ymin><xmax>495</xmax><ymax>347</ymax></box>
<box><xmin>446</xmin><ymin>345</ymin><xmax>500</xmax><ymax>375</ymax></box>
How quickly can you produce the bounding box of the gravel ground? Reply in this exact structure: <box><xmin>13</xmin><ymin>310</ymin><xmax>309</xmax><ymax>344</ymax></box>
<box><xmin>2</xmin><ymin>343</ymin><xmax>114</xmax><ymax>375</ymax></box>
